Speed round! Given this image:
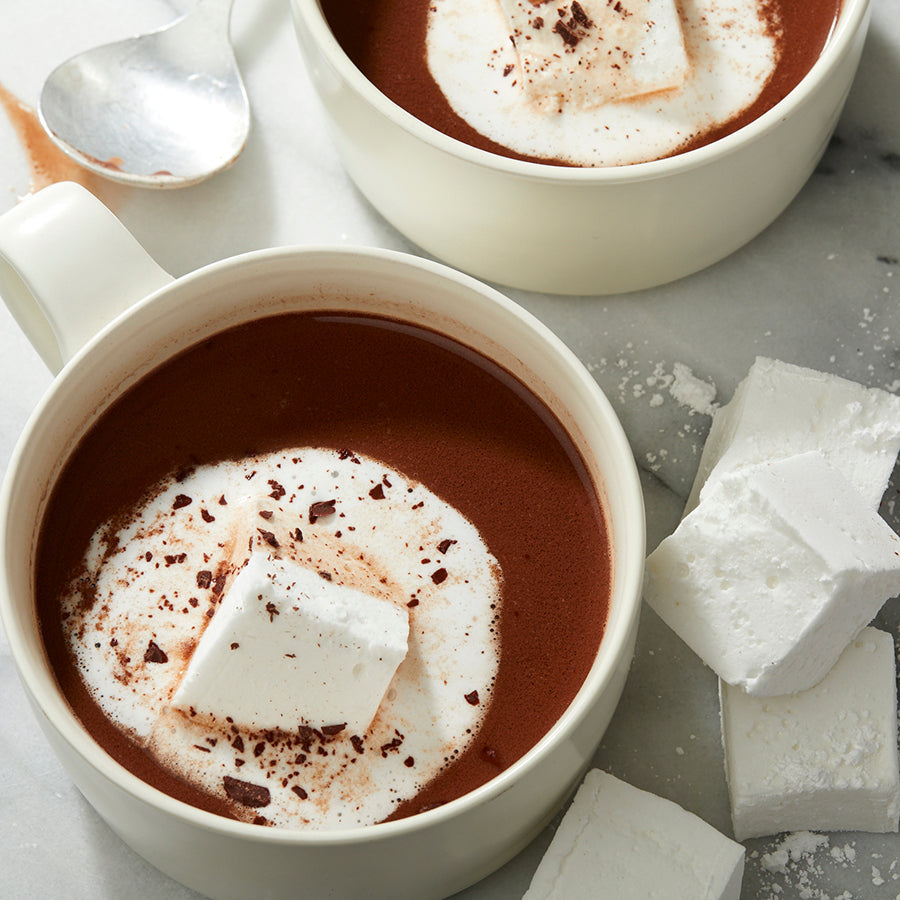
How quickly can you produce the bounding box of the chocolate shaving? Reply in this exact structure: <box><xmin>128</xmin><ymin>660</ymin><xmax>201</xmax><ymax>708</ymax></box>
<box><xmin>257</xmin><ymin>528</ymin><xmax>279</xmax><ymax>548</ymax></box>
<box><xmin>368</xmin><ymin>483</ymin><xmax>385</xmax><ymax>500</ymax></box>
<box><xmin>196</xmin><ymin>570</ymin><xmax>212</xmax><ymax>589</ymax></box>
<box><xmin>265</xmin><ymin>601</ymin><xmax>279</xmax><ymax>622</ymax></box>
<box><xmin>172</xmin><ymin>494</ymin><xmax>192</xmax><ymax>510</ymax></box>
<box><xmin>322</xmin><ymin>723</ymin><xmax>346</xmax><ymax>736</ymax></box>
<box><xmin>571</xmin><ymin>0</ymin><xmax>592</xmax><ymax>27</ymax></box>
<box><xmin>553</xmin><ymin>19</ymin><xmax>579</xmax><ymax>46</ymax></box>
<box><xmin>223</xmin><ymin>776</ymin><xmax>271</xmax><ymax>808</ymax></box>
<box><xmin>268</xmin><ymin>479</ymin><xmax>286</xmax><ymax>499</ymax></box>
<box><xmin>464</xmin><ymin>690</ymin><xmax>480</xmax><ymax>706</ymax></box>
<box><xmin>437</xmin><ymin>539</ymin><xmax>457</xmax><ymax>555</ymax></box>
<box><xmin>351</xmin><ymin>735</ymin><xmax>365</xmax><ymax>754</ymax></box>
<box><xmin>200</xmin><ymin>508</ymin><xmax>216</xmax><ymax>523</ymax></box>
<box><xmin>144</xmin><ymin>641</ymin><xmax>168</xmax><ymax>664</ymax></box>
<box><xmin>291</xmin><ymin>785</ymin><xmax>309</xmax><ymax>800</ymax></box>
<box><xmin>431</xmin><ymin>568</ymin><xmax>448</xmax><ymax>585</ymax></box>
<box><xmin>309</xmin><ymin>499</ymin><xmax>337</xmax><ymax>523</ymax></box>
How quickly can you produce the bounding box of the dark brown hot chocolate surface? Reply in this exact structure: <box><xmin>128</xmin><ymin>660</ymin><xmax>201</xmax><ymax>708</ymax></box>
<box><xmin>37</xmin><ymin>310</ymin><xmax>611</xmax><ymax>822</ymax></box>
<box><xmin>321</xmin><ymin>0</ymin><xmax>842</xmax><ymax>165</ymax></box>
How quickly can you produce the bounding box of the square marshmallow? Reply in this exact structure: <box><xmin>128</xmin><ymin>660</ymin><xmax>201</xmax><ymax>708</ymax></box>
<box><xmin>524</xmin><ymin>769</ymin><xmax>744</xmax><ymax>899</ymax></box>
<box><xmin>172</xmin><ymin>552</ymin><xmax>409</xmax><ymax>734</ymax></box>
<box><xmin>721</xmin><ymin>627</ymin><xmax>900</xmax><ymax>841</ymax></box>
<box><xmin>499</xmin><ymin>0</ymin><xmax>689</xmax><ymax>109</ymax></box>
<box><xmin>644</xmin><ymin>452</ymin><xmax>900</xmax><ymax>696</ymax></box>
<box><xmin>685</xmin><ymin>357</ymin><xmax>900</xmax><ymax>515</ymax></box>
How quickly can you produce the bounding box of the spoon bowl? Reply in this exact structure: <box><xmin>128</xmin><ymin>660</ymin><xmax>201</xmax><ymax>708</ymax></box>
<box><xmin>39</xmin><ymin>0</ymin><xmax>249</xmax><ymax>188</ymax></box>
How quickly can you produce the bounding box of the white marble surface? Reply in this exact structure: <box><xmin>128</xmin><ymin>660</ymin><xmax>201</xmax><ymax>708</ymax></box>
<box><xmin>1</xmin><ymin>0</ymin><xmax>899</xmax><ymax>897</ymax></box>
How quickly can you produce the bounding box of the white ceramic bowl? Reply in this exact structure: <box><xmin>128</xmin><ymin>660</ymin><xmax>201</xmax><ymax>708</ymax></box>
<box><xmin>291</xmin><ymin>0</ymin><xmax>870</xmax><ymax>295</ymax></box>
<box><xmin>0</xmin><ymin>184</ymin><xmax>644</xmax><ymax>899</ymax></box>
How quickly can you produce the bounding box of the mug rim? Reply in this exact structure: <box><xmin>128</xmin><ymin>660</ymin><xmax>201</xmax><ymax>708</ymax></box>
<box><xmin>293</xmin><ymin>0</ymin><xmax>870</xmax><ymax>182</ymax></box>
<box><xmin>0</xmin><ymin>244</ymin><xmax>645</xmax><ymax>847</ymax></box>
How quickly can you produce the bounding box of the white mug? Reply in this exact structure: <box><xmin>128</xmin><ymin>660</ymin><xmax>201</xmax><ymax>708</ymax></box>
<box><xmin>0</xmin><ymin>183</ymin><xmax>645</xmax><ymax>898</ymax></box>
<box><xmin>290</xmin><ymin>0</ymin><xmax>870</xmax><ymax>295</ymax></box>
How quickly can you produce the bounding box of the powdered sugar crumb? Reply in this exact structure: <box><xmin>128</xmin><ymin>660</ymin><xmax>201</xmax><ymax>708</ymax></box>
<box><xmin>587</xmin><ymin>357</ymin><xmax>718</xmax><ymax>417</ymax></box>
<box><xmin>668</xmin><ymin>362</ymin><xmax>718</xmax><ymax>416</ymax></box>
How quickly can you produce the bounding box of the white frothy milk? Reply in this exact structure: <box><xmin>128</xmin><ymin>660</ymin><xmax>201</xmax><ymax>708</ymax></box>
<box><xmin>61</xmin><ymin>448</ymin><xmax>501</xmax><ymax>829</ymax></box>
<box><xmin>427</xmin><ymin>0</ymin><xmax>780</xmax><ymax>166</ymax></box>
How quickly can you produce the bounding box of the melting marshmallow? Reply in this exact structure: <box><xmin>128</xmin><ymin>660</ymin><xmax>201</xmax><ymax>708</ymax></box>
<box><xmin>498</xmin><ymin>0</ymin><xmax>689</xmax><ymax>110</ymax></box>
<box><xmin>721</xmin><ymin>627</ymin><xmax>900</xmax><ymax>840</ymax></box>
<box><xmin>686</xmin><ymin>357</ymin><xmax>900</xmax><ymax>515</ymax></box>
<box><xmin>524</xmin><ymin>769</ymin><xmax>744</xmax><ymax>899</ymax></box>
<box><xmin>171</xmin><ymin>552</ymin><xmax>409</xmax><ymax>735</ymax></box>
<box><xmin>644</xmin><ymin>452</ymin><xmax>900</xmax><ymax>696</ymax></box>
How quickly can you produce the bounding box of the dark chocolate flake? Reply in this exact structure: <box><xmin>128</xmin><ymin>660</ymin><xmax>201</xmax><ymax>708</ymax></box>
<box><xmin>464</xmin><ymin>690</ymin><xmax>480</xmax><ymax>706</ymax></box>
<box><xmin>172</xmin><ymin>494</ymin><xmax>193</xmax><ymax>510</ymax></box>
<box><xmin>291</xmin><ymin>785</ymin><xmax>309</xmax><ymax>800</ymax></box>
<box><xmin>437</xmin><ymin>539</ymin><xmax>457</xmax><ymax>555</ymax></box>
<box><xmin>309</xmin><ymin>499</ymin><xmax>337</xmax><ymax>523</ymax></box>
<box><xmin>144</xmin><ymin>641</ymin><xmax>168</xmax><ymax>664</ymax></box>
<box><xmin>223</xmin><ymin>775</ymin><xmax>271</xmax><ymax>808</ymax></box>
<box><xmin>553</xmin><ymin>19</ymin><xmax>578</xmax><ymax>46</ymax></box>
<box><xmin>257</xmin><ymin>528</ymin><xmax>279</xmax><ymax>548</ymax></box>
<box><xmin>431</xmin><ymin>568</ymin><xmax>448</xmax><ymax>585</ymax></box>
<box><xmin>571</xmin><ymin>0</ymin><xmax>593</xmax><ymax>27</ymax></box>
<box><xmin>196</xmin><ymin>570</ymin><xmax>212</xmax><ymax>589</ymax></box>
<box><xmin>322</xmin><ymin>723</ymin><xmax>346</xmax><ymax>736</ymax></box>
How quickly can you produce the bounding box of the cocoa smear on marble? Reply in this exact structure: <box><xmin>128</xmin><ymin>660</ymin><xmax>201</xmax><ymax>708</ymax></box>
<box><xmin>320</xmin><ymin>0</ymin><xmax>843</xmax><ymax>165</ymax></box>
<box><xmin>36</xmin><ymin>311</ymin><xmax>611</xmax><ymax>823</ymax></box>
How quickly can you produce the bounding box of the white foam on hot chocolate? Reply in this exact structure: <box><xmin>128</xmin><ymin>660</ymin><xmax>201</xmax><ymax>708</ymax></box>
<box><xmin>426</xmin><ymin>0</ymin><xmax>780</xmax><ymax>166</ymax></box>
<box><xmin>61</xmin><ymin>448</ymin><xmax>501</xmax><ymax>829</ymax></box>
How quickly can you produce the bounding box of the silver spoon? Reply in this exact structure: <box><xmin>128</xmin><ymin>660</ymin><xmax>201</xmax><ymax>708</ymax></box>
<box><xmin>39</xmin><ymin>0</ymin><xmax>250</xmax><ymax>189</ymax></box>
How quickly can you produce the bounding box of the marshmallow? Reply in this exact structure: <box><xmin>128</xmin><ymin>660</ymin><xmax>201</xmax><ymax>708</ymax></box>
<box><xmin>524</xmin><ymin>769</ymin><xmax>744</xmax><ymax>899</ymax></box>
<box><xmin>644</xmin><ymin>452</ymin><xmax>900</xmax><ymax>696</ymax></box>
<box><xmin>171</xmin><ymin>552</ymin><xmax>409</xmax><ymax>735</ymax></box>
<box><xmin>686</xmin><ymin>357</ymin><xmax>900</xmax><ymax>515</ymax></box>
<box><xmin>498</xmin><ymin>0</ymin><xmax>689</xmax><ymax>110</ymax></box>
<box><xmin>721</xmin><ymin>627</ymin><xmax>900</xmax><ymax>841</ymax></box>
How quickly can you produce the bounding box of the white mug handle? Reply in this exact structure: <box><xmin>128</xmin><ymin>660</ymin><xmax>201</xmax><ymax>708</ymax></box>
<box><xmin>0</xmin><ymin>182</ymin><xmax>173</xmax><ymax>374</ymax></box>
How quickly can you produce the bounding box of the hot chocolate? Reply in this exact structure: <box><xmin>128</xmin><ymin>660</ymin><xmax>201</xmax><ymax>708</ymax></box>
<box><xmin>321</xmin><ymin>0</ymin><xmax>842</xmax><ymax>166</ymax></box>
<box><xmin>37</xmin><ymin>309</ymin><xmax>611</xmax><ymax>828</ymax></box>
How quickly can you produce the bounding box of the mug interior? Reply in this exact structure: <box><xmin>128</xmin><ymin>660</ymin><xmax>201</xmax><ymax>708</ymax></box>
<box><xmin>0</xmin><ymin>246</ymin><xmax>644</xmax><ymax>843</ymax></box>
